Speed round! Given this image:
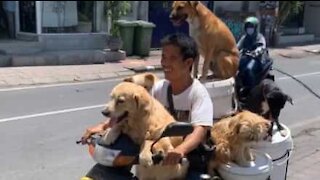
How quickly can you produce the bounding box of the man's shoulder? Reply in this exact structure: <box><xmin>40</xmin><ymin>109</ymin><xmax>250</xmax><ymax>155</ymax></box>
<box><xmin>154</xmin><ymin>79</ymin><xmax>168</xmax><ymax>89</ymax></box>
<box><xmin>191</xmin><ymin>79</ymin><xmax>211</xmax><ymax>98</ymax></box>
<box><xmin>192</xmin><ymin>79</ymin><xmax>209</xmax><ymax>91</ymax></box>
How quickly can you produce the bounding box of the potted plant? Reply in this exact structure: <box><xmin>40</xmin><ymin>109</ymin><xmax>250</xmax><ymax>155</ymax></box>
<box><xmin>104</xmin><ymin>1</ymin><xmax>131</xmax><ymax>51</ymax></box>
<box><xmin>271</xmin><ymin>1</ymin><xmax>303</xmax><ymax>46</ymax></box>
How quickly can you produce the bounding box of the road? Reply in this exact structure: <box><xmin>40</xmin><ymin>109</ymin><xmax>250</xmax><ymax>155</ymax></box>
<box><xmin>0</xmin><ymin>55</ymin><xmax>319</xmax><ymax>179</ymax></box>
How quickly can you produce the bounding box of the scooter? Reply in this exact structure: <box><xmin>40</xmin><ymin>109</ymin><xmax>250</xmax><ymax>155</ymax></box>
<box><xmin>77</xmin><ymin>122</ymin><xmax>217</xmax><ymax>180</ymax></box>
<box><xmin>235</xmin><ymin>44</ymin><xmax>274</xmax><ymax>107</ymax></box>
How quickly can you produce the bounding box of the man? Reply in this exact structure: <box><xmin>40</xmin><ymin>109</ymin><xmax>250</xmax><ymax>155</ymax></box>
<box><xmin>82</xmin><ymin>33</ymin><xmax>214</xmax><ymax>180</ymax></box>
<box><xmin>152</xmin><ymin>33</ymin><xmax>214</xmax><ymax>179</ymax></box>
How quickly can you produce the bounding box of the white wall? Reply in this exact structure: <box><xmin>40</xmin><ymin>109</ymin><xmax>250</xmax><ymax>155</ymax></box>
<box><xmin>214</xmin><ymin>1</ymin><xmax>259</xmax><ymax>12</ymax></box>
<box><xmin>304</xmin><ymin>1</ymin><xmax>320</xmax><ymax>37</ymax></box>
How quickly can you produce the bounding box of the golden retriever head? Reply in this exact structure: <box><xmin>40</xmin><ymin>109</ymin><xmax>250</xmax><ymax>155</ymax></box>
<box><xmin>101</xmin><ymin>82</ymin><xmax>151</xmax><ymax>127</ymax></box>
<box><xmin>123</xmin><ymin>73</ymin><xmax>159</xmax><ymax>92</ymax></box>
<box><xmin>228</xmin><ymin>111</ymin><xmax>271</xmax><ymax>143</ymax></box>
<box><xmin>170</xmin><ymin>1</ymin><xmax>200</xmax><ymax>26</ymax></box>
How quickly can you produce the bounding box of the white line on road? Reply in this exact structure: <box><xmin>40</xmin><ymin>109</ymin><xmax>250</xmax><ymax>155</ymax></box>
<box><xmin>0</xmin><ymin>78</ymin><xmax>123</xmax><ymax>92</ymax></box>
<box><xmin>0</xmin><ymin>104</ymin><xmax>105</xmax><ymax>123</ymax></box>
<box><xmin>277</xmin><ymin>71</ymin><xmax>320</xmax><ymax>81</ymax></box>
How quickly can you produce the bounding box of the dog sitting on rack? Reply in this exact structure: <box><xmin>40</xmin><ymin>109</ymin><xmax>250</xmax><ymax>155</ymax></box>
<box><xmin>241</xmin><ymin>79</ymin><xmax>293</xmax><ymax>137</ymax></box>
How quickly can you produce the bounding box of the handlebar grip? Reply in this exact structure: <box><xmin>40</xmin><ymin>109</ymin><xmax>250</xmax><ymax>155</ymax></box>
<box><xmin>152</xmin><ymin>153</ymin><xmax>164</xmax><ymax>165</ymax></box>
<box><xmin>152</xmin><ymin>153</ymin><xmax>188</xmax><ymax>165</ymax></box>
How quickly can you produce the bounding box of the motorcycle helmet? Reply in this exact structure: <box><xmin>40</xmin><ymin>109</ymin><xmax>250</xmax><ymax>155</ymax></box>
<box><xmin>244</xmin><ymin>16</ymin><xmax>259</xmax><ymax>36</ymax></box>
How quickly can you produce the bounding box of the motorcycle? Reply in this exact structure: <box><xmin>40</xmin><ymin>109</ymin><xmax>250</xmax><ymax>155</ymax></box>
<box><xmin>235</xmin><ymin>44</ymin><xmax>275</xmax><ymax>107</ymax></box>
<box><xmin>77</xmin><ymin>122</ymin><xmax>217</xmax><ymax>180</ymax></box>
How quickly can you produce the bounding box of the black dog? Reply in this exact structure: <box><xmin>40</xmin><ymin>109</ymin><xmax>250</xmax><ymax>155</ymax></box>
<box><xmin>241</xmin><ymin>79</ymin><xmax>293</xmax><ymax>137</ymax></box>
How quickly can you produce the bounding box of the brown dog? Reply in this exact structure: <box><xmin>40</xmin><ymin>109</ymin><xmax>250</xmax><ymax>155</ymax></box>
<box><xmin>101</xmin><ymin>82</ymin><xmax>188</xmax><ymax>180</ymax></box>
<box><xmin>207</xmin><ymin>111</ymin><xmax>271</xmax><ymax>176</ymax></box>
<box><xmin>170</xmin><ymin>1</ymin><xmax>239</xmax><ymax>81</ymax></box>
<box><xmin>123</xmin><ymin>72</ymin><xmax>159</xmax><ymax>92</ymax></box>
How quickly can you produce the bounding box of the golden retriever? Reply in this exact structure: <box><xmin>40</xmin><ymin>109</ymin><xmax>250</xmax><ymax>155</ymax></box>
<box><xmin>101</xmin><ymin>82</ymin><xmax>188</xmax><ymax>180</ymax></box>
<box><xmin>170</xmin><ymin>1</ymin><xmax>239</xmax><ymax>81</ymax></box>
<box><xmin>123</xmin><ymin>72</ymin><xmax>159</xmax><ymax>92</ymax></box>
<box><xmin>207</xmin><ymin>111</ymin><xmax>271</xmax><ymax>176</ymax></box>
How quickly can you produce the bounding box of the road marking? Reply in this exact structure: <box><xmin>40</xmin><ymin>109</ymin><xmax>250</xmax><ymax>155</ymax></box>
<box><xmin>0</xmin><ymin>78</ymin><xmax>123</xmax><ymax>92</ymax></box>
<box><xmin>277</xmin><ymin>71</ymin><xmax>320</xmax><ymax>81</ymax></box>
<box><xmin>0</xmin><ymin>104</ymin><xmax>105</xmax><ymax>123</ymax></box>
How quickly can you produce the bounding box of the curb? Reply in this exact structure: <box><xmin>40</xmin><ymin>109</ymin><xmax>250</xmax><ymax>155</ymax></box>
<box><xmin>125</xmin><ymin>64</ymin><xmax>163</xmax><ymax>73</ymax></box>
<box><xmin>0</xmin><ymin>65</ymin><xmax>164</xmax><ymax>88</ymax></box>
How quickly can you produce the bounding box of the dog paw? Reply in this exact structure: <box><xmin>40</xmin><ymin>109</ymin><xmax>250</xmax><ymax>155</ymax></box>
<box><xmin>139</xmin><ymin>151</ymin><xmax>153</xmax><ymax>167</ymax></box>
<box><xmin>280</xmin><ymin>129</ymin><xmax>287</xmax><ymax>137</ymax></box>
<box><xmin>101</xmin><ymin>128</ymin><xmax>120</xmax><ymax>145</ymax></box>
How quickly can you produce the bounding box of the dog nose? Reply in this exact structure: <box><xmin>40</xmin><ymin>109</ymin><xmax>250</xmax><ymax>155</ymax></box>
<box><xmin>101</xmin><ymin>109</ymin><xmax>110</xmax><ymax>117</ymax></box>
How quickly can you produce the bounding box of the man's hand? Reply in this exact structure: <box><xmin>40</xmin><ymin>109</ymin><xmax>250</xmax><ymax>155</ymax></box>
<box><xmin>81</xmin><ymin>121</ymin><xmax>108</xmax><ymax>144</ymax></box>
<box><xmin>254</xmin><ymin>47</ymin><xmax>264</xmax><ymax>56</ymax></box>
<box><xmin>163</xmin><ymin>148</ymin><xmax>185</xmax><ymax>165</ymax></box>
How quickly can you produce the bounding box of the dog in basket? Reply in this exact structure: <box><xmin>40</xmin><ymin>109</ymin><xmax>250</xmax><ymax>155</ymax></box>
<box><xmin>207</xmin><ymin>111</ymin><xmax>271</xmax><ymax>176</ymax></box>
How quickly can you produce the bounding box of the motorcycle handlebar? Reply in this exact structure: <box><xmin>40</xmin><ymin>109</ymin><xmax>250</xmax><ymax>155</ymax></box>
<box><xmin>77</xmin><ymin>136</ymin><xmax>188</xmax><ymax>166</ymax></box>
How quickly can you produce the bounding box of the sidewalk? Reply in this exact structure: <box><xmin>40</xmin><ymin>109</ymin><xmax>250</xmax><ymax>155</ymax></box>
<box><xmin>0</xmin><ymin>44</ymin><xmax>319</xmax><ymax>88</ymax></box>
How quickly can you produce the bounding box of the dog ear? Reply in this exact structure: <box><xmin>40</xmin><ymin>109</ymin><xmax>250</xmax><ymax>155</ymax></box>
<box><xmin>188</xmin><ymin>1</ymin><xmax>199</xmax><ymax>8</ymax></box>
<box><xmin>234</xmin><ymin>123</ymin><xmax>242</xmax><ymax>134</ymax></box>
<box><xmin>286</xmin><ymin>95</ymin><xmax>294</xmax><ymax>105</ymax></box>
<box><xmin>145</xmin><ymin>73</ymin><xmax>155</xmax><ymax>83</ymax></box>
<box><xmin>133</xmin><ymin>93</ymin><xmax>149</xmax><ymax>111</ymax></box>
<box><xmin>123</xmin><ymin>76</ymin><xmax>133</xmax><ymax>83</ymax></box>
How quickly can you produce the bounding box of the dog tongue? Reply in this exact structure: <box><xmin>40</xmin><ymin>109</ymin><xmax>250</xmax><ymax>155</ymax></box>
<box><xmin>109</xmin><ymin>117</ymin><xmax>118</xmax><ymax>128</ymax></box>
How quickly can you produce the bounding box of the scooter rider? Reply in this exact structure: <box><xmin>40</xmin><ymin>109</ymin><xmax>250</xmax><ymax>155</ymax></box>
<box><xmin>237</xmin><ymin>16</ymin><xmax>267</xmax><ymax>56</ymax></box>
<box><xmin>236</xmin><ymin>16</ymin><xmax>270</xmax><ymax>90</ymax></box>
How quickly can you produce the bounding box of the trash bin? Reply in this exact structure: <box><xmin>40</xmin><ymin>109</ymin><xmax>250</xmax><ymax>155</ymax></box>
<box><xmin>115</xmin><ymin>20</ymin><xmax>137</xmax><ymax>56</ymax></box>
<box><xmin>133</xmin><ymin>20</ymin><xmax>156</xmax><ymax>57</ymax></box>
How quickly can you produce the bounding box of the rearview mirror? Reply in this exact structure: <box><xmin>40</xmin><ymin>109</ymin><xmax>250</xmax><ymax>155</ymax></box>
<box><xmin>160</xmin><ymin>122</ymin><xmax>194</xmax><ymax>138</ymax></box>
<box><xmin>150</xmin><ymin>122</ymin><xmax>194</xmax><ymax>153</ymax></box>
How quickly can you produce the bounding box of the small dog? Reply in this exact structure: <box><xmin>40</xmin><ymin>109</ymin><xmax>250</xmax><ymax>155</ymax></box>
<box><xmin>123</xmin><ymin>72</ymin><xmax>159</xmax><ymax>92</ymax></box>
<box><xmin>242</xmin><ymin>79</ymin><xmax>293</xmax><ymax>137</ymax></box>
<box><xmin>208</xmin><ymin>111</ymin><xmax>271</xmax><ymax>176</ymax></box>
<box><xmin>170</xmin><ymin>1</ymin><xmax>239</xmax><ymax>81</ymax></box>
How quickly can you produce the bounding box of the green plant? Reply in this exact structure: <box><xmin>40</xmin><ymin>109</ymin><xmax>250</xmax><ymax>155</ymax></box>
<box><xmin>104</xmin><ymin>1</ymin><xmax>131</xmax><ymax>37</ymax></box>
<box><xmin>270</xmin><ymin>1</ymin><xmax>303</xmax><ymax>46</ymax></box>
<box><xmin>274</xmin><ymin>1</ymin><xmax>303</xmax><ymax>32</ymax></box>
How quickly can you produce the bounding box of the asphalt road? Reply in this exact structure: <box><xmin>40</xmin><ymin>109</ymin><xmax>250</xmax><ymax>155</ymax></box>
<box><xmin>0</xmin><ymin>55</ymin><xmax>319</xmax><ymax>180</ymax></box>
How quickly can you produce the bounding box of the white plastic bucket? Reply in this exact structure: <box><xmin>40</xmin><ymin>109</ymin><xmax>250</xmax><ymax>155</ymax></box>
<box><xmin>218</xmin><ymin>150</ymin><xmax>273</xmax><ymax>180</ymax></box>
<box><xmin>203</xmin><ymin>77</ymin><xmax>237</xmax><ymax>119</ymax></box>
<box><xmin>252</xmin><ymin>123</ymin><xmax>294</xmax><ymax>180</ymax></box>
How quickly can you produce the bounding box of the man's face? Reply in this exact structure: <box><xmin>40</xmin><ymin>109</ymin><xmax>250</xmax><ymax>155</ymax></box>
<box><xmin>161</xmin><ymin>44</ymin><xmax>192</xmax><ymax>82</ymax></box>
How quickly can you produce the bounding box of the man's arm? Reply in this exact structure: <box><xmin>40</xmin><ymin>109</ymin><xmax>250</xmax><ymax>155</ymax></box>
<box><xmin>163</xmin><ymin>125</ymin><xmax>209</xmax><ymax>165</ymax></box>
<box><xmin>175</xmin><ymin>125</ymin><xmax>209</xmax><ymax>155</ymax></box>
<box><xmin>237</xmin><ymin>35</ymin><xmax>245</xmax><ymax>50</ymax></box>
<box><xmin>81</xmin><ymin>120</ymin><xmax>109</xmax><ymax>144</ymax></box>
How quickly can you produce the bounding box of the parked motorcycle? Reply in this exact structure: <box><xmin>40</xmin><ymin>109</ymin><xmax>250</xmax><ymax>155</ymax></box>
<box><xmin>76</xmin><ymin>122</ymin><xmax>217</xmax><ymax>180</ymax></box>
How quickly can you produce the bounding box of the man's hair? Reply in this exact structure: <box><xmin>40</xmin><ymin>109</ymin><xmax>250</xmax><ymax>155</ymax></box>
<box><xmin>160</xmin><ymin>33</ymin><xmax>199</xmax><ymax>61</ymax></box>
